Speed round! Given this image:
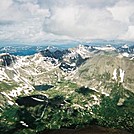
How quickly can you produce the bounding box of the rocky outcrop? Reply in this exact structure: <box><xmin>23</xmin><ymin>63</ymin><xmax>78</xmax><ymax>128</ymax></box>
<box><xmin>0</xmin><ymin>53</ymin><xmax>15</xmax><ymax>67</ymax></box>
<box><xmin>40</xmin><ymin>49</ymin><xmax>70</xmax><ymax>60</ymax></box>
<box><xmin>117</xmin><ymin>44</ymin><xmax>134</xmax><ymax>54</ymax></box>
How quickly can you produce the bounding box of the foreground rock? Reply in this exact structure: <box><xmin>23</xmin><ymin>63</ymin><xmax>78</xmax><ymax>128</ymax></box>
<box><xmin>41</xmin><ymin>126</ymin><xmax>131</xmax><ymax>134</ymax></box>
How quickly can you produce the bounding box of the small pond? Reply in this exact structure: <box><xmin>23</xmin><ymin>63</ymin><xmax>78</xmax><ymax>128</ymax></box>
<box><xmin>34</xmin><ymin>84</ymin><xmax>54</xmax><ymax>91</ymax></box>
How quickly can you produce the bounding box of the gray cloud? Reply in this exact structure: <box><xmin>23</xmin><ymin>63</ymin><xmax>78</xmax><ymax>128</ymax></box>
<box><xmin>0</xmin><ymin>20</ymin><xmax>14</xmax><ymax>26</ymax></box>
<box><xmin>129</xmin><ymin>13</ymin><xmax>134</xmax><ymax>25</ymax></box>
<box><xmin>13</xmin><ymin>0</ymin><xmax>38</xmax><ymax>4</ymax></box>
<box><xmin>74</xmin><ymin>0</ymin><xmax>118</xmax><ymax>8</ymax></box>
<box><xmin>38</xmin><ymin>0</ymin><xmax>118</xmax><ymax>8</ymax></box>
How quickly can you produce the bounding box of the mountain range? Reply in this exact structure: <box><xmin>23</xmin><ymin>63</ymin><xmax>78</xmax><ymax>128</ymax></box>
<box><xmin>0</xmin><ymin>43</ymin><xmax>134</xmax><ymax>134</ymax></box>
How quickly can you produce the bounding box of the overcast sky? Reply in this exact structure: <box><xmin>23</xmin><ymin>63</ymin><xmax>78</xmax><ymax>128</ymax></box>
<box><xmin>0</xmin><ymin>0</ymin><xmax>134</xmax><ymax>43</ymax></box>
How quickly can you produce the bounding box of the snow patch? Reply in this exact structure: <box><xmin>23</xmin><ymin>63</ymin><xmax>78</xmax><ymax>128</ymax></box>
<box><xmin>20</xmin><ymin>121</ymin><xmax>28</xmax><ymax>127</ymax></box>
<box><xmin>119</xmin><ymin>69</ymin><xmax>125</xmax><ymax>83</ymax></box>
<box><xmin>112</xmin><ymin>68</ymin><xmax>117</xmax><ymax>81</ymax></box>
<box><xmin>7</xmin><ymin>100</ymin><xmax>14</xmax><ymax>105</ymax></box>
<box><xmin>31</xmin><ymin>97</ymin><xmax>44</xmax><ymax>102</ymax></box>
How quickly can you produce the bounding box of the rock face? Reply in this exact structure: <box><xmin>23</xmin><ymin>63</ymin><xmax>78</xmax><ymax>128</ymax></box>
<box><xmin>116</xmin><ymin>44</ymin><xmax>134</xmax><ymax>58</ymax></box>
<box><xmin>40</xmin><ymin>48</ymin><xmax>70</xmax><ymax>60</ymax></box>
<box><xmin>117</xmin><ymin>44</ymin><xmax>134</xmax><ymax>54</ymax></box>
<box><xmin>39</xmin><ymin>45</ymin><xmax>90</xmax><ymax>72</ymax></box>
<box><xmin>0</xmin><ymin>53</ymin><xmax>15</xmax><ymax>66</ymax></box>
<box><xmin>59</xmin><ymin>62</ymin><xmax>76</xmax><ymax>72</ymax></box>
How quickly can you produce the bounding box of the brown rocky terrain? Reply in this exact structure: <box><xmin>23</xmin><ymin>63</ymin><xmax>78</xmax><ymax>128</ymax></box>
<box><xmin>41</xmin><ymin>126</ymin><xmax>131</xmax><ymax>134</ymax></box>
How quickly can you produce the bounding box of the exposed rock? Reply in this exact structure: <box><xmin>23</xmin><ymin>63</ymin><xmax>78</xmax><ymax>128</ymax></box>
<box><xmin>117</xmin><ymin>98</ymin><xmax>125</xmax><ymax>106</ymax></box>
<box><xmin>59</xmin><ymin>62</ymin><xmax>76</xmax><ymax>72</ymax></box>
<box><xmin>0</xmin><ymin>53</ymin><xmax>15</xmax><ymax>67</ymax></box>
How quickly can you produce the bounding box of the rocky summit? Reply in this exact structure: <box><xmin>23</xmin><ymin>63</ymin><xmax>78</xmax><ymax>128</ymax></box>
<box><xmin>0</xmin><ymin>44</ymin><xmax>134</xmax><ymax>134</ymax></box>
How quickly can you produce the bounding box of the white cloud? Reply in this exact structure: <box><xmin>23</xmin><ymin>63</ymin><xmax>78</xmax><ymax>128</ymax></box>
<box><xmin>0</xmin><ymin>0</ymin><xmax>13</xmax><ymax>10</ymax></box>
<box><xmin>108</xmin><ymin>0</ymin><xmax>134</xmax><ymax>40</ymax></box>
<box><xmin>108</xmin><ymin>0</ymin><xmax>134</xmax><ymax>23</ymax></box>
<box><xmin>0</xmin><ymin>0</ymin><xmax>134</xmax><ymax>43</ymax></box>
<box><xmin>120</xmin><ymin>26</ymin><xmax>134</xmax><ymax>40</ymax></box>
<box><xmin>44</xmin><ymin>5</ymin><xmax>127</xmax><ymax>40</ymax></box>
<box><xmin>0</xmin><ymin>0</ymin><xmax>50</xmax><ymax>43</ymax></box>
